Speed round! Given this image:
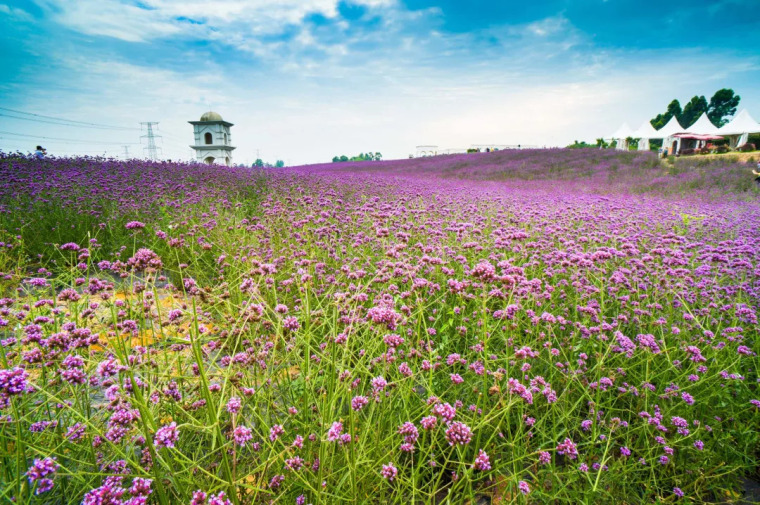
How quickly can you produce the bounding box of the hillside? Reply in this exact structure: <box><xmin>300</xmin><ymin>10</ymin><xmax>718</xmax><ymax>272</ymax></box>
<box><xmin>302</xmin><ymin>148</ymin><xmax>760</xmax><ymax>198</ymax></box>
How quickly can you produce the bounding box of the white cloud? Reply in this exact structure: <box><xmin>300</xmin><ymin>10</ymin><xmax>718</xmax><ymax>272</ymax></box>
<box><xmin>5</xmin><ymin>4</ymin><xmax>759</xmax><ymax>164</ymax></box>
<box><xmin>0</xmin><ymin>3</ymin><xmax>33</xmax><ymax>21</ymax></box>
<box><xmin>32</xmin><ymin>0</ymin><xmax>396</xmax><ymax>43</ymax></box>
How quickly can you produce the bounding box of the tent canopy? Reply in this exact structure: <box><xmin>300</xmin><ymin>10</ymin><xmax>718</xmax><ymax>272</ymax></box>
<box><xmin>631</xmin><ymin>120</ymin><xmax>659</xmax><ymax>139</ymax></box>
<box><xmin>655</xmin><ymin>116</ymin><xmax>687</xmax><ymax>138</ymax></box>
<box><xmin>686</xmin><ymin>113</ymin><xmax>720</xmax><ymax>135</ymax></box>
<box><xmin>609</xmin><ymin>122</ymin><xmax>634</xmax><ymax>139</ymax></box>
<box><xmin>719</xmin><ymin>109</ymin><xmax>760</xmax><ymax>135</ymax></box>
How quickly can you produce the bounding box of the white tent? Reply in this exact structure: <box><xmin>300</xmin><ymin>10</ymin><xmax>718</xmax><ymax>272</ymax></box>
<box><xmin>686</xmin><ymin>112</ymin><xmax>720</xmax><ymax>135</ymax></box>
<box><xmin>608</xmin><ymin>122</ymin><xmax>634</xmax><ymax>150</ymax></box>
<box><xmin>630</xmin><ymin>121</ymin><xmax>659</xmax><ymax>151</ymax></box>
<box><xmin>718</xmin><ymin>109</ymin><xmax>760</xmax><ymax>147</ymax></box>
<box><xmin>656</xmin><ymin>116</ymin><xmax>687</xmax><ymax>138</ymax></box>
<box><xmin>656</xmin><ymin>116</ymin><xmax>688</xmax><ymax>154</ymax></box>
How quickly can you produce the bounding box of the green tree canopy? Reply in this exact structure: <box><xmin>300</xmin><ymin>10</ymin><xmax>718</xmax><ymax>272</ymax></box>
<box><xmin>651</xmin><ymin>99</ymin><xmax>683</xmax><ymax>129</ymax></box>
<box><xmin>332</xmin><ymin>152</ymin><xmax>382</xmax><ymax>162</ymax></box>
<box><xmin>707</xmin><ymin>88</ymin><xmax>741</xmax><ymax>127</ymax></box>
<box><xmin>680</xmin><ymin>95</ymin><xmax>708</xmax><ymax>128</ymax></box>
<box><xmin>650</xmin><ymin>89</ymin><xmax>740</xmax><ymax>131</ymax></box>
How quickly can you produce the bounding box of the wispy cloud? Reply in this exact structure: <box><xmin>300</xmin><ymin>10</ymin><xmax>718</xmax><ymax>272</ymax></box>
<box><xmin>1</xmin><ymin>1</ymin><xmax>758</xmax><ymax>163</ymax></box>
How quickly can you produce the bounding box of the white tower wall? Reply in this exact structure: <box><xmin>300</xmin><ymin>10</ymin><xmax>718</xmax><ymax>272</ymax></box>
<box><xmin>189</xmin><ymin>111</ymin><xmax>236</xmax><ymax>166</ymax></box>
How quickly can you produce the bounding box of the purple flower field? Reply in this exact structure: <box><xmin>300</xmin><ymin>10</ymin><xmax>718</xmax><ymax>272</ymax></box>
<box><xmin>0</xmin><ymin>150</ymin><xmax>759</xmax><ymax>504</ymax></box>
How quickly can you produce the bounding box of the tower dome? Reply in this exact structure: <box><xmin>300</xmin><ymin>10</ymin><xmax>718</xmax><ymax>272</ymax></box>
<box><xmin>200</xmin><ymin>111</ymin><xmax>223</xmax><ymax>122</ymax></box>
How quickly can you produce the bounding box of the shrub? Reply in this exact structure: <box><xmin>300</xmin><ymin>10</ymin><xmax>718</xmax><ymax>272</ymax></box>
<box><xmin>738</xmin><ymin>143</ymin><xmax>756</xmax><ymax>152</ymax></box>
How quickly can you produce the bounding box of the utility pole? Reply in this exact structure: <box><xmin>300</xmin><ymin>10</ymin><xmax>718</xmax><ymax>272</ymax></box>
<box><xmin>122</xmin><ymin>145</ymin><xmax>131</xmax><ymax>160</ymax></box>
<box><xmin>140</xmin><ymin>122</ymin><xmax>161</xmax><ymax>161</ymax></box>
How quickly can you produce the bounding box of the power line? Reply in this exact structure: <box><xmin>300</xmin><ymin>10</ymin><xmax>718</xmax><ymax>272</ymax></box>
<box><xmin>0</xmin><ymin>130</ymin><xmax>140</xmax><ymax>145</ymax></box>
<box><xmin>0</xmin><ymin>113</ymin><xmax>142</xmax><ymax>131</ymax></box>
<box><xmin>0</xmin><ymin>107</ymin><xmax>140</xmax><ymax>131</ymax></box>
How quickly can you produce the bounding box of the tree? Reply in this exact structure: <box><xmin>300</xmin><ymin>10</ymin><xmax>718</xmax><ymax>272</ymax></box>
<box><xmin>651</xmin><ymin>99</ymin><xmax>682</xmax><ymax>129</ymax></box>
<box><xmin>707</xmin><ymin>88</ymin><xmax>740</xmax><ymax>127</ymax></box>
<box><xmin>253</xmin><ymin>158</ymin><xmax>264</xmax><ymax>167</ymax></box>
<box><xmin>275</xmin><ymin>160</ymin><xmax>285</xmax><ymax>168</ymax></box>
<box><xmin>332</xmin><ymin>153</ymin><xmax>380</xmax><ymax>162</ymax></box>
<box><xmin>567</xmin><ymin>140</ymin><xmax>594</xmax><ymax>149</ymax></box>
<box><xmin>679</xmin><ymin>95</ymin><xmax>708</xmax><ymax>128</ymax></box>
<box><xmin>595</xmin><ymin>138</ymin><xmax>609</xmax><ymax>149</ymax></box>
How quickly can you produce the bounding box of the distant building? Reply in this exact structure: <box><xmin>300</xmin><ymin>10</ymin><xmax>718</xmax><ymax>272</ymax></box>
<box><xmin>189</xmin><ymin>111</ymin><xmax>235</xmax><ymax>166</ymax></box>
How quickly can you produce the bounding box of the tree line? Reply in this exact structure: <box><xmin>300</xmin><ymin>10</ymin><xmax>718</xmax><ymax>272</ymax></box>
<box><xmin>252</xmin><ymin>158</ymin><xmax>285</xmax><ymax>168</ymax></box>
<box><xmin>650</xmin><ymin>88</ymin><xmax>740</xmax><ymax>129</ymax></box>
<box><xmin>332</xmin><ymin>152</ymin><xmax>382</xmax><ymax>163</ymax></box>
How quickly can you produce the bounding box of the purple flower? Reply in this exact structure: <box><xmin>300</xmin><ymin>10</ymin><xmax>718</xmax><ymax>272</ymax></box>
<box><xmin>351</xmin><ymin>395</ymin><xmax>369</xmax><ymax>411</ymax></box>
<box><xmin>420</xmin><ymin>416</ymin><xmax>437</xmax><ymax>430</ymax></box>
<box><xmin>371</xmin><ymin>376</ymin><xmax>388</xmax><ymax>391</ymax></box>
<box><xmin>208</xmin><ymin>491</ymin><xmax>233</xmax><ymax>505</ymax></box>
<box><xmin>129</xmin><ymin>478</ymin><xmax>152</xmax><ymax>497</ymax></box>
<box><xmin>269</xmin><ymin>424</ymin><xmax>284</xmax><ymax>442</ymax></box>
<box><xmin>226</xmin><ymin>397</ymin><xmax>241</xmax><ymax>414</ymax></box>
<box><xmin>27</xmin><ymin>457</ymin><xmax>58</xmax><ymax>491</ymax></box>
<box><xmin>154</xmin><ymin>422</ymin><xmax>179</xmax><ymax>448</ymax></box>
<box><xmin>232</xmin><ymin>425</ymin><xmax>252</xmax><ymax>447</ymax></box>
<box><xmin>0</xmin><ymin>367</ymin><xmax>29</xmax><ymax>396</ymax></box>
<box><xmin>538</xmin><ymin>451</ymin><xmax>551</xmax><ymax>465</ymax></box>
<box><xmin>445</xmin><ymin>422</ymin><xmax>473</xmax><ymax>446</ymax></box>
<box><xmin>125</xmin><ymin>221</ymin><xmax>146</xmax><ymax>230</ymax></box>
<box><xmin>127</xmin><ymin>248</ymin><xmax>163</xmax><ymax>272</ymax></box>
<box><xmin>327</xmin><ymin>421</ymin><xmax>344</xmax><ymax>442</ymax></box>
<box><xmin>282</xmin><ymin>316</ymin><xmax>300</xmax><ymax>331</ymax></box>
<box><xmin>518</xmin><ymin>480</ymin><xmax>530</xmax><ymax>495</ymax></box>
<box><xmin>472</xmin><ymin>449</ymin><xmax>491</xmax><ymax>471</ymax></box>
<box><xmin>556</xmin><ymin>438</ymin><xmax>578</xmax><ymax>460</ymax></box>
<box><xmin>381</xmin><ymin>462</ymin><xmax>398</xmax><ymax>482</ymax></box>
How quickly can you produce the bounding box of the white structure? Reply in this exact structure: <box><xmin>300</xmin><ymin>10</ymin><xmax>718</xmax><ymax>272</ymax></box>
<box><xmin>631</xmin><ymin>121</ymin><xmax>659</xmax><ymax>151</ymax></box>
<box><xmin>415</xmin><ymin>145</ymin><xmax>439</xmax><ymax>157</ymax></box>
<box><xmin>608</xmin><ymin>123</ymin><xmax>634</xmax><ymax>150</ymax></box>
<box><xmin>189</xmin><ymin>111</ymin><xmax>235</xmax><ymax>166</ymax></box>
<box><xmin>719</xmin><ymin>109</ymin><xmax>760</xmax><ymax>148</ymax></box>
<box><xmin>687</xmin><ymin>113</ymin><xmax>720</xmax><ymax>135</ymax></box>
<box><xmin>655</xmin><ymin>116</ymin><xmax>688</xmax><ymax>154</ymax></box>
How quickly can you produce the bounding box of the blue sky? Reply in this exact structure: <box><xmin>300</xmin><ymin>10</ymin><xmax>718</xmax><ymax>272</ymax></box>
<box><xmin>1</xmin><ymin>0</ymin><xmax>758</xmax><ymax>164</ymax></box>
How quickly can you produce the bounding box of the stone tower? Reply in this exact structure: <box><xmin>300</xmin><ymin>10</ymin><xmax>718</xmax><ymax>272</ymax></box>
<box><xmin>189</xmin><ymin>111</ymin><xmax>236</xmax><ymax>166</ymax></box>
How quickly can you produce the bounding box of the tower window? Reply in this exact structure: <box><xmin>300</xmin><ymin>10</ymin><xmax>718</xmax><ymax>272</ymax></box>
<box><xmin>224</xmin><ymin>133</ymin><xmax>228</xmax><ymax>144</ymax></box>
<box><xmin>204</xmin><ymin>132</ymin><xmax>212</xmax><ymax>144</ymax></box>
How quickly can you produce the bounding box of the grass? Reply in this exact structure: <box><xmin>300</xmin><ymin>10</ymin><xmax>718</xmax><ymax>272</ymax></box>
<box><xmin>0</xmin><ymin>152</ymin><xmax>758</xmax><ymax>504</ymax></box>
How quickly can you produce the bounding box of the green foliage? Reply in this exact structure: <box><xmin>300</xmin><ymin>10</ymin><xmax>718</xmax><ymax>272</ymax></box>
<box><xmin>566</xmin><ymin>140</ymin><xmax>595</xmax><ymax>149</ymax></box>
<box><xmin>253</xmin><ymin>158</ymin><xmax>285</xmax><ymax>168</ymax></box>
<box><xmin>332</xmin><ymin>152</ymin><xmax>382</xmax><ymax>162</ymax></box>
<box><xmin>679</xmin><ymin>95</ymin><xmax>708</xmax><ymax>128</ymax></box>
<box><xmin>651</xmin><ymin>90</ymin><xmax>741</xmax><ymax>130</ymax></box>
<box><xmin>595</xmin><ymin>138</ymin><xmax>610</xmax><ymax>149</ymax></box>
<box><xmin>708</xmin><ymin>88</ymin><xmax>741</xmax><ymax>127</ymax></box>
<box><xmin>651</xmin><ymin>99</ymin><xmax>683</xmax><ymax>129</ymax></box>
